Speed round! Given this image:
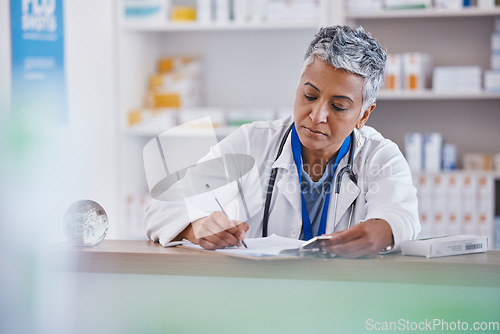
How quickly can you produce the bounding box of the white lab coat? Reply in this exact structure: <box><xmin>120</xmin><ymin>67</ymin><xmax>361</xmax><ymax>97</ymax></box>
<box><xmin>144</xmin><ymin>116</ymin><xmax>421</xmax><ymax>251</ymax></box>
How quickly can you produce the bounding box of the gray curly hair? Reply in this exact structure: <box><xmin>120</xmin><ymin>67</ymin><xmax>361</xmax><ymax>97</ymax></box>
<box><xmin>302</xmin><ymin>25</ymin><xmax>387</xmax><ymax>115</ymax></box>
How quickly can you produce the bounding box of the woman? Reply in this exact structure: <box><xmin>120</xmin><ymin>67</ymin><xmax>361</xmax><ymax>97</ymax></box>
<box><xmin>144</xmin><ymin>25</ymin><xmax>420</xmax><ymax>258</ymax></box>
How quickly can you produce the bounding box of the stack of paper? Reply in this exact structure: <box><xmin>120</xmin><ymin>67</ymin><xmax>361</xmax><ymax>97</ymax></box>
<box><xmin>171</xmin><ymin>234</ymin><xmax>306</xmax><ymax>259</ymax></box>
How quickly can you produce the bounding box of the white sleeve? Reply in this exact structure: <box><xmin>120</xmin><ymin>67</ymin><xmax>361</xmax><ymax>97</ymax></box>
<box><xmin>144</xmin><ymin>198</ymin><xmax>192</xmax><ymax>246</ymax></box>
<box><xmin>143</xmin><ymin>124</ymin><xmax>253</xmax><ymax>246</ymax></box>
<box><xmin>362</xmin><ymin>141</ymin><xmax>421</xmax><ymax>251</ymax></box>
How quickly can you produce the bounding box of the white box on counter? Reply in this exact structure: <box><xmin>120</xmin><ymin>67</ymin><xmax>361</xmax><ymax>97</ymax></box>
<box><xmin>401</xmin><ymin>235</ymin><xmax>488</xmax><ymax>258</ymax></box>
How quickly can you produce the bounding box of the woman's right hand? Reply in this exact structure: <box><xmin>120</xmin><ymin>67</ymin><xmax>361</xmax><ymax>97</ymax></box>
<box><xmin>177</xmin><ymin>211</ymin><xmax>248</xmax><ymax>250</ymax></box>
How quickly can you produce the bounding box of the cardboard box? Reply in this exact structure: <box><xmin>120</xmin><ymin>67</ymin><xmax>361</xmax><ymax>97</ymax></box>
<box><xmin>433</xmin><ymin>0</ymin><xmax>463</xmax><ymax>9</ymax></box>
<box><xmin>384</xmin><ymin>0</ymin><xmax>431</xmax><ymax>10</ymax></box>
<box><xmin>432</xmin><ymin>66</ymin><xmax>482</xmax><ymax>93</ymax></box>
<box><xmin>461</xmin><ymin>174</ymin><xmax>478</xmax><ymax>235</ymax></box>
<box><xmin>423</xmin><ymin>132</ymin><xmax>443</xmax><ymax>172</ymax></box>
<box><xmin>384</xmin><ymin>54</ymin><xmax>403</xmax><ymax>91</ymax></box>
<box><xmin>477</xmin><ymin>175</ymin><xmax>495</xmax><ymax>249</ymax></box>
<box><xmin>431</xmin><ymin>174</ymin><xmax>447</xmax><ymax>237</ymax></box>
<box><xmin>491</xmin><ymin>52</ymin><xmax>500</xmax><ymax>70</ymax></box>
<box><xmin>415</xmin><ymin>173</ymin><xmax>433</xmax><ymax>238</ymax></box>
<box><xmin>485</xmin><ymin>70</ymin><xmax>500</xmax><ymax>93</ymax></box>
<box><xmin>405</xmin><ymin>132</ymin><xmax>423</xmax><ymax>172</ymax></box>
<box><xmin>494</xmin><ymin>153</ymin><xmax>500</xmax><ymax>173</ymax></box>
<box><xmin>442</xmin><ymin>144</ymin><xmax>457</xmax><ymax>170</ymax></box>
<box><xmin>346</xmin><ymin>0</ymin><xmax>383</xmax><ymax>13</ymax></box>
<box><xmin>445</xmin><ymin>173</ymin><xmax>463</xmax><ymax>236</ymax></box>
<box><xmin>403</xmin><ymin>53</ymin><xmax>432</xmax><ymax>91</ymax></box>
<box><xmin>477</xmin><ymin>0</ymin><xmax>496</xmax><ymax>8</ymax></box>
<box><xmin>401</xmin><ymin>235</ymin><xmax>488</xmax><ymax>258</ymax></box>
<box><xmin>463</xmin><ymin>153</ymin><xmax>493</xmax><ymax>171</ymax></box>
<box><xmin>492</xmin><ymin>33</ymin><xmax>500</xmax><ymax>50</ymax></box>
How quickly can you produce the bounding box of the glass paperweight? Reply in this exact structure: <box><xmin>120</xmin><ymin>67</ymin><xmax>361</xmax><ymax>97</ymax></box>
<box><xmin>64</xmin><ymin>200</ymin><xmax>109</xmax><ymax>247</ymax></box>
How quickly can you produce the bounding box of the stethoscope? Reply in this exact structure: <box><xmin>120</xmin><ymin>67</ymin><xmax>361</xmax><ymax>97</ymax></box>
<box><xmin>262</xmin><ymin>124</ymin><xmax>358</xmax><ymax>238</ymax></box>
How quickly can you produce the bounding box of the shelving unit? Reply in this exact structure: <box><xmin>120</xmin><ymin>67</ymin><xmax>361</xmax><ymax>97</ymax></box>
<box><xmin>377</xmin><ymin>90</ymin><xmax>500</xmax><ymax>100</ymax></box>
<box><xmin>343</xmin><ymin>5</ymin><xmax>500</xmax><ymax>162</ymax></box>
<box><xmin>346</xmin><ymin>6</ymin><xmax>500</xmax><ymax>19</ymax></box>
<box><xmin>116</xmin><ymin>0</ymin><xmax>500</xmax><ymax>239</ymax></box>
<box><xmin>124</xmin><ymin>125</ymin><xmax>238</xmax><ymax>138</ymax></box>
<box><xmin>121</xmin><ymin>20</ymin><xmax>319</xmax><ymax>32</ymax></box>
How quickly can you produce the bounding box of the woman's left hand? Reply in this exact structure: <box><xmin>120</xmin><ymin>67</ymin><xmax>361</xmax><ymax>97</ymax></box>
<box><xmin>320</xmin><ymin>219</ymin><xmax>394</xmax><ymax>258</ymax></box>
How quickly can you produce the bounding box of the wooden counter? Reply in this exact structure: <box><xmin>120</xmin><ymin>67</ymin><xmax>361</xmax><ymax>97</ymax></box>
<box><xmin>49</xmin><ymin>240</ymin><xmax>500</xmax><ymax>288</ymax></box>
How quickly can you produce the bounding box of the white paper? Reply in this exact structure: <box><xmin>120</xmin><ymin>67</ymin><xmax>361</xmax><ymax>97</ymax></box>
<box><xmin>176</xmin><ymin>234</ymin><xmax>306</xmax><ymax>258</ymax></box>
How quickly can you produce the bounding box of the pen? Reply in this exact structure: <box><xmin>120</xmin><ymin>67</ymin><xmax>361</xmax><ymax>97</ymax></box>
<box><xmin>205</xmin><ymin>183</ymin><xmax>248</xmax><ymax>248</ymax></box>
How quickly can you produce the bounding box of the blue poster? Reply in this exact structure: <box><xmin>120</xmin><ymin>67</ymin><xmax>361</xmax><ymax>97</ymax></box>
<box><xmin>10</xmin><ymin>0</ymin><xmax>67</xmax><ymax>123</ymax></box>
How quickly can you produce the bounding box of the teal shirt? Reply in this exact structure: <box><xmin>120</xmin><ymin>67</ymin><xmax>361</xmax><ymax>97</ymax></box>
<box><xmin>299</xmin><ymin>158</ymin><xmax>336</xmax><ymax>240</ymax></box>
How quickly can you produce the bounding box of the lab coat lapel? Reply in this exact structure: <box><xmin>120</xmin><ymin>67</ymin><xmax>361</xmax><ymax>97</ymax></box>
<box><xmin>325</xmin><ymin>154</ymin><xmax>361</xmax><ymax>232</ymax></box>
<box><xmin>332</xmin><ymin>176</ymin><xmax>360</xmax><ymax>227</ymax></box>
<box><xmin>272</xmin><ymin>136</ymin><xmax>301</xmax><ymax>216</ymax></box>
<box><xmin>329</xmin><ymin>128</ymin><xmax>364</xmax><ymax>229</ymax></box>
<box><xmin>275</xmin><ymin>168</ymin><xmax>301</xmax><ymax>214</ymax></box>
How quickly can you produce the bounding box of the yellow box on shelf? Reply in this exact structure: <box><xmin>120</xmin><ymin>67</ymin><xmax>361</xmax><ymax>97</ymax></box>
<box><xmin>128</xmin><ymin>108</ymin><xmax>166</xmax><ymax>127</ymax></box>
<box><xmin>128</xmin><ymin>108</ymin><xmax>143</xmax><ymax>126</ymax></box>
<box><xmin>147</xmin><ymin>56</ymin><xmax>202</xmax><ymax>109</ymax></box>
<box><xmin>152</xmin><ymin>93</ymin><xmax>181</xmax><ymax>108</ymax></box>
<box><xmin>158</xmin><ymin>56</ymin><xmax>198</xmax><ymax>74</ymax></box>
<box><xmin>127</xmin><ymin>108</ymin><xmax>178</xmax><ymax>134</ymax></box>
<box><xmin>149</xmin><ymin>74</ymin><xmax>164</xmax><ymax>90</ymax></box>
<box><xmin>171</xmin><ymin>6</ymin><xmax>196</xmax><ymax>22</ymax></box>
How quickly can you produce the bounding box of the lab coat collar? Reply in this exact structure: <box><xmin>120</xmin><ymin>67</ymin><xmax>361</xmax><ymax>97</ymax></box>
<box><xmin>272</xmin><ymin>127</ymin><xmax>365</xmax><ymax>170</ymax></box>
<box><xmin>352</xmin><ymin>127</ymin><xmax>365</xmax><ymax>159</ymax></box>
<box><xmin>271</xmin><ymin>131</ymin><xmax>294</xmax><ymax>171</ymax></box>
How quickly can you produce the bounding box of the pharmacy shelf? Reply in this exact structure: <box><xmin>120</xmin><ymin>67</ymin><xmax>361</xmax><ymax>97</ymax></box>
<box><xmin>124</xmin><ymin>125</ymin><xmax>239</xmax><ymax>138</ymax></box>
<box><xmin>412</xmin><ymin>170</ymin><xmax>500</xmax><ymax>181</ymax></box>
<box><xmin>346</xmin><ymin>6</ymin><xmax>500</xmax><ymax>19</ymax></box>
<box><xmin>377</xmin><ymin>90</ymin><xmax>500</xmax><ymax>101</ymax></box>
<box><xmin>121</xmin><ymin>20</ymin><xmax>319</xmax><ymax>32</ymax></box>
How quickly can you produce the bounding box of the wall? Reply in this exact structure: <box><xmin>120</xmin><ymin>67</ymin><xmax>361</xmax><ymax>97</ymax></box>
<box><xmin>63</xmin><ymin>0</ymin><xmax>120</xmax><ymax>237</ymax></box>
<box><xmin>157</xmin><ymin>29</ymin><xmax>317</xmax><ymax>108</ymax></box>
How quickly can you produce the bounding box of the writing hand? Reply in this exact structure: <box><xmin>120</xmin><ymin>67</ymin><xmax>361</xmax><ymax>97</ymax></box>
<box><xmin>182</xmin><ymin>211</ymin><xmax>248</xmax><ymax>250</ymax></box>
